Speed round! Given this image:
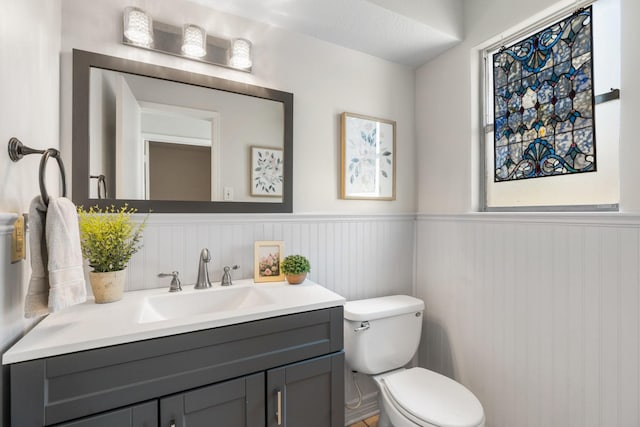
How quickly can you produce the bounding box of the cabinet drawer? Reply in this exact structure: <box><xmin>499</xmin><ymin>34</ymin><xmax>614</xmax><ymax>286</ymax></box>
<box><xmin>54</xmin><ymin>401</ymin><xmax>157</xmax><ymax>427</ymax></box>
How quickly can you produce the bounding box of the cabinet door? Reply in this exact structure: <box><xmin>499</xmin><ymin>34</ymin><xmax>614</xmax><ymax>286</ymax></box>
<box><xmin>56</xmin><ymin>401</ymin><xmax>157</xmax><ymax>427</ymax></box>
<box><xmin>267</xmin><ymin>352</ymin><xmax>344</xmax><ymax>427</ymax></box>
<box><xmin>160</xmin><ymin>373</ymin><xmax>265</xmax><ymax>427</ymax></box>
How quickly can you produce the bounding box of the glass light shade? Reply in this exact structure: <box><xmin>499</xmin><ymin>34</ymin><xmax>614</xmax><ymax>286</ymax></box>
<box><xmin>123</xmin><ymin>7</ymin><xmax>153</xmax><ymax>47</ymax></box>
<box><xmin>181</xmin><ymin>24</ymin><xmax>207</xmax><ymax>58</ymax></box>
<box><xmin>229</xmin><ymin>38</ymin><xmax>252</xmax><ymax>69</ymax></box>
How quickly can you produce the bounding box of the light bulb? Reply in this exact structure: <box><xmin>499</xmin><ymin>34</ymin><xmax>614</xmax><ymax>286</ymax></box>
<box><xmin>229</xmin><ymin>38</ymin><xmax>252</xmax><ymax>69</ymax></box>
<box><xmin>182</xmin><ymin>24</ymin><xmax>207</xmax><ymax>58</ymax></box>
<box><xmin>123</xmin><ymin>7</ymin><xmax>153</xmax><ymax>47</ymax></box>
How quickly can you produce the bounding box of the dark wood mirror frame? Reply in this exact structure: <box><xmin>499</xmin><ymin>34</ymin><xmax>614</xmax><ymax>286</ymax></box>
<box><xmin>72</xmin><ymin>49</ymin><xmax>293</xmax><ymax>213</ymax></box>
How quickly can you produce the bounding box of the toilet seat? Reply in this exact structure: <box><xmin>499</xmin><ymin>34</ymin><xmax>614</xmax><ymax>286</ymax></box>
<box><xmin>382</xmin><ymin>368</ymin><xmax>485</xmax><ymax>427</ymax></box>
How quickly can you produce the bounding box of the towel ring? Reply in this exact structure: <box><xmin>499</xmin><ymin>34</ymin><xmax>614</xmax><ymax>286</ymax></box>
<box><xmin>90</xmin><ymin>174</ymin><xmax>107</xmax><ymax>199</ymax></box>
<box><xmin>40</xmin><ymin>149</ymin><xmax>67</xmax><ymax>205</ymax></box>
<box><xmin>8</xmin><ymin>137</ymin><xmax>67</xmax><ymax>205</ymax></box>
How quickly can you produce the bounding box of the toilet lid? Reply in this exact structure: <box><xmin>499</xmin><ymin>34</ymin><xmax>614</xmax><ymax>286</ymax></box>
<box><xmin>384</xmin><ymin>368</ymin><xmax>484</xmax><ymax>427</ymax></box>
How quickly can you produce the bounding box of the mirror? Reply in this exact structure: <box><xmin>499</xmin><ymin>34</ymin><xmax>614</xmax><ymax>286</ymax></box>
<box><xmin>72</xmin><ymin>49</ymin><xmax>293</xmax><ymax>213</ymax></box>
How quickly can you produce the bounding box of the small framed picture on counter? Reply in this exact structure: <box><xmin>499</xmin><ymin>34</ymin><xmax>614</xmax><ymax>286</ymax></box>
<box><xmin>254</xmin><ymin>240</ymin><xmax>284</xmax><ymax>282</ymax></box>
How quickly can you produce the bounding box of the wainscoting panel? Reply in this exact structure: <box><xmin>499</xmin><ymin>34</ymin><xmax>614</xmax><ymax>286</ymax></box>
<box><xmin>125</xmin><ymin>214</ymin><xmax>416</xmax><ymax>300</ymax></box>
<box><xmin>416</xmin><ymin>214</ymin><xmax>640</xmax><ymax>427</ymax></box>
<box><xmin>0</xmin><ymin>213</ymin><xmax>34</xmax><ymax>426</ymax></box>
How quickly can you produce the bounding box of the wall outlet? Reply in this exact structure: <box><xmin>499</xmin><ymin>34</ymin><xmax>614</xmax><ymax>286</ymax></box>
<box><xmin>11</xmin><ymin>214</ymin><xmax>26</xmax><ymax>263</ymax></box>
<box><xmin>223</xmin><ymin>187</ymin><xmax>234</xmax><ymax>201</ymax></box>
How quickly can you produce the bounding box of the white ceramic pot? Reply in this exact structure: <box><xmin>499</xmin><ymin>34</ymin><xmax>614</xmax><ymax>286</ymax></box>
<box><xmin>89</xmin><ymin>269</ymin><xmax>126</xmax><ymax>303</ymax></box>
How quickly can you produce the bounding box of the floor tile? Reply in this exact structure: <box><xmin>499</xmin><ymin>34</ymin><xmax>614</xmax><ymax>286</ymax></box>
<box><xmin>364</xmin><ymin>415</ymin><xmax>379</xmax><ymax>427</ymax></box>
<box><xmin>347</xmin><ymin>414</ymin><xmax>379</xmax><ymax>427</ymax></box>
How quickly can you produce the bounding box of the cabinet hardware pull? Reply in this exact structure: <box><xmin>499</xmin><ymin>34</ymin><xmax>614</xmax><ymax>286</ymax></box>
<box><xmin>276</xmin><ymin>389</ymin><xmax>283</xmax><ymax>425</ymax></box>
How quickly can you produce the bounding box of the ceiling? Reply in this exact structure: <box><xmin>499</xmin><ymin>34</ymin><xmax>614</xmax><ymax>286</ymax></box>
<box><xmin>189</xmin><ymin>0</ymin><xmax>465</xmax><ymax>67</ymax></box>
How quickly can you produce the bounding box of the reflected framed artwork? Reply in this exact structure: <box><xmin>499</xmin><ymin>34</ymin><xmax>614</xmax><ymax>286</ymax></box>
<box><xmin>254</xmin><ymin>240</ymin><xmax>284</xmax><ymax>282</ymax></box>
<box><xmin>341</xmin><ymin>112</ymin><xmax>396</xmax><ymax>200</ymax></box>
<box><xmin>251</xmin><ymin>146</ymin><xmax>284</xmax><ymax>197</ymax></box>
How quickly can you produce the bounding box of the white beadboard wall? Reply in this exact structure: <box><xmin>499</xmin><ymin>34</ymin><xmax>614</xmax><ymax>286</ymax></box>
<box><xmin>0</xmin><ymin>213</ymin><xmax>36</xmax><ymax>426</ymax></box>
<box><xmin>124</xmin><ymin>213</ymin><xmax>416</xmax><ymax>299</ymax></box>
<box><xmin>416</xmin><ymin>213</ymin><xmax>640</xmax><ymax>427</ymax></box>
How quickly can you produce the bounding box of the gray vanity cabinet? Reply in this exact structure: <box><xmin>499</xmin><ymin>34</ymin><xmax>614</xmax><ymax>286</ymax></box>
<box><xmin>10</xmin><ymin>307</ymin><xmax>344</xmax><ymax>427</ymax></box>
<box><xmin>158</xmin><ymin>352</ymin><xmax>344</xmax><ymax>427</ymax></box>
<box><xmin>267</xmin><ymin>353</ymin><xmax>344</xmax><ymax>427</ymax></box>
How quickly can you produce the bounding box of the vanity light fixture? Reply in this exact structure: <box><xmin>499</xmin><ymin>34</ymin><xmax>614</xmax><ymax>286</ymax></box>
<box><xmin>229</xmin><ymin>38</ymin><xmax>253</xmax><ymax>69</ymax></box>
<box><xmin>181</xmin><ymin>24</ymin><xmax>207</xmax><ymax>58</ymax></box>
<box><xmin>121</xmin><ymin>7</ymin><xmax>252</xmax><ymax>72</ymax></box>
<box><xmin>123</xmin><ymin>7</ymin><xmax>153</xmax><ymax>47</ymax></box>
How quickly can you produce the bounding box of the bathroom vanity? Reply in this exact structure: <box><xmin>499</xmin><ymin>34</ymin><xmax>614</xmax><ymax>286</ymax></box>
<box><xmin>4</xmin><ymin>280</ymin><xmax>345</xmax><ymax>427</ymax></box>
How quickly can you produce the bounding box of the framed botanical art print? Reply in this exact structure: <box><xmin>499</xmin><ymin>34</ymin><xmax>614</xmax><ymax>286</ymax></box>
<box><xmin>251</xmin><ymin>146</ymin><xmax>284</xmax><ymax>197</ymax></box>
<box><xmin>254</xmin><ymin>240</ymin><xmax>284</xmax><ymax>282</ymax></box>
<box><xmin>341</xmin><ymin>112</ymin><xmax>396</xmax><ymax>200</ymax></box>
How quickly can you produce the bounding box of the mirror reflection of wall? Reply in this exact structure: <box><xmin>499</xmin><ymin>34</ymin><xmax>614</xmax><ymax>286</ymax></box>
<box><xmin>88</xmin><ymin>67</ymin><xmax>285</xmax><ymax>203</ymax></box>
<box><xmin>141</xmin><ymin>104</ymin><xmax>215</xmax><ymax>201</ymax></box>
<box><xmin>148</xmin><ymin>141</ymin><xmax>211</xmax><ymax>201</ymax></box>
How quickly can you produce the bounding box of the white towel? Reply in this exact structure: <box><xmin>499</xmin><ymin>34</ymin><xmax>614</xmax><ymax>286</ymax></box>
<box><xmin>24</xmin><ymin>196</ymin><xmax>86</xmax><ymax>317</ymax></box>
<box><xmin>24</xmin><ymin>196</ymin><xmax>49</xmax><ymax>317</ymax></box>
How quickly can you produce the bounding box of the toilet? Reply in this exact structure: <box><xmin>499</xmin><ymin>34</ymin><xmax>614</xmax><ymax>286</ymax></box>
<box><xmin>344</xmin><ymin>295</ymin><xmax>485</xmax><ymax>427</ymax></box>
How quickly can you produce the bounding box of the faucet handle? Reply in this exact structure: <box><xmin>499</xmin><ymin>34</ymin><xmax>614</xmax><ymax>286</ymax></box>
<box><xmin>158</xmin><ymin>271</ymin><xmax>182</xmax><ymax>292</ymax></box>
<box><xmin>221</xmin><ymin>265</ymin><xmax>239</xmax><ymax>286</ymax></box>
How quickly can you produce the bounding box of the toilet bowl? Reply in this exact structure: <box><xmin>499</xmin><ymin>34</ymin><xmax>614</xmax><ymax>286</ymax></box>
<box><xmin>343</xmin><ymin>295</ymin><xmax>485</xmax><ymax>427</ymax></box>
<box><xmin>373</xmin><ymin>368</ymin><xmax>485</xmax><ymax>427</ymax></box>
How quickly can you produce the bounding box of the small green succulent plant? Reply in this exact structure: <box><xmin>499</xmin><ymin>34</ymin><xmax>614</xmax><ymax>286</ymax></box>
<box><xmin>280</xmin><ymin>255</ymin><xmax>311</xmax><ymax>275</ymax></box>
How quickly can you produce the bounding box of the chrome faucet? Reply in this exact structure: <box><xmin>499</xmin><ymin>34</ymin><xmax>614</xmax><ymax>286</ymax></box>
<box><xmin>195</xmin><ymin>248</ymin><xmax>212</xmax><ymax>289</ymax></box>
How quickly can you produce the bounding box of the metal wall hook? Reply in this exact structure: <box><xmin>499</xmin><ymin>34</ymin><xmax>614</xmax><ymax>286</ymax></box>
<box><xmin>8</xmin><ymin>137</ymin><xmax>67</xmax><ymax>205</ymax></box>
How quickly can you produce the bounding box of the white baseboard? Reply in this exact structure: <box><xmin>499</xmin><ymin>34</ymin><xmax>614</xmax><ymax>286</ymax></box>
<box><xmin>344</xmin><ymin>391</ymin><xmax>379</xmax><ymax>426</ymax></box>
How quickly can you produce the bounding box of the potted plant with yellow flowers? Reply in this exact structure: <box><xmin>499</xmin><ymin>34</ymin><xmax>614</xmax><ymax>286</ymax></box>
<box><xmin>77</xmin><ymin>205</ymin><xmax>148</xmax><ymax>303</ymax></box>
<box><xmin>280</xmin><ymin>254</ymin><xmax>311</xmax><ymax>285</ymax></box>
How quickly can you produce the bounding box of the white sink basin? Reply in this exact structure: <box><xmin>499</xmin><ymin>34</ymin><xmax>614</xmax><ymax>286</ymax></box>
<box><xmin>139</xmin><ymin>285</ymin><xmax>276</xmax><ymax>323</ymax></box>
<box><xmin>3</xmin><ymin>279</ymin><xmax>346</xmax><ymax>365</ymax></box>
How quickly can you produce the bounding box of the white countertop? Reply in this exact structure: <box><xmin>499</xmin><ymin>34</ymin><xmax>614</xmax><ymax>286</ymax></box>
<box><xmin>3</xmin><ymin>279</ymin><xmax>345</xmax><ymax>364</ymax></box>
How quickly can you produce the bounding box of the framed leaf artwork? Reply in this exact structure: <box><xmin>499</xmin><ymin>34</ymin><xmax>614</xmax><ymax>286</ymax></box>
<box><xmin>341</xmin><ymin>112</ymin><xmax>396</xmax><ymax>200</ymax></box>
<box><xmin>251</xmin><ymin>146</ymin><xmax>284</xmax><ymax>197</ymax></box>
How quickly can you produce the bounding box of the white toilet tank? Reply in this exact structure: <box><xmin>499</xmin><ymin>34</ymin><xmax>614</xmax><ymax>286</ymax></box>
<box><xmin>343</xmin><ymin>295</ymin><xmax>424</xmax><ymax>375</ymax></box>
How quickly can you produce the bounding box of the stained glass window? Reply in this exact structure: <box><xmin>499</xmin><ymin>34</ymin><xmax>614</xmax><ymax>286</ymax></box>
<box><xmin>493</xmin><ymin>7</ymin><xmax>595</xmax><ymax>182</ymax></box>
